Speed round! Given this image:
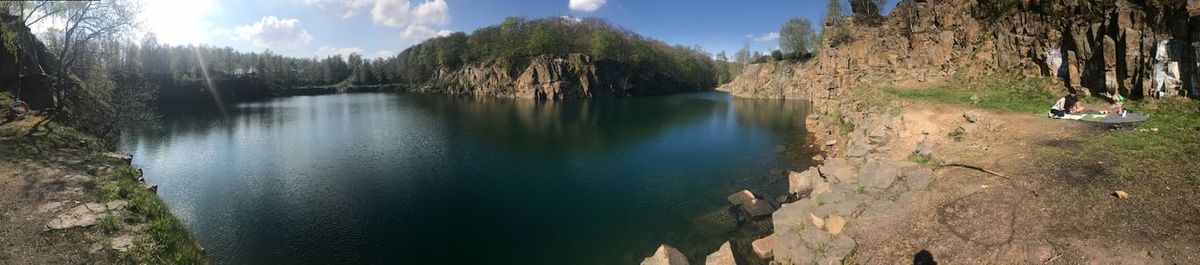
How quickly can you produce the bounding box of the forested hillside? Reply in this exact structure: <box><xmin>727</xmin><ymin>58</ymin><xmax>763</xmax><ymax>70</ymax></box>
<box><xmin>392</xmin><ymin>17</ymin><xmax>720</xmax><ymax>90</ymax></box>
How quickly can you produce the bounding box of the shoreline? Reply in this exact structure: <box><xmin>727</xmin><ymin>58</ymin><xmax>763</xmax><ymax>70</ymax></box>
<box><xmin>0</xmin><ymin>120</ymin><xmax>206</xmax><ymax>264</ymax></box>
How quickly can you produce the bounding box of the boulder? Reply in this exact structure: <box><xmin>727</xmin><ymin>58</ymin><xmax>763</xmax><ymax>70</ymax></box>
<box><xmin>963</xmin><ymin>111</ymin><xmax>979</xmax><ymax>123</ymax></box>
<box><xmin>751</xmin><ymin>235</ymin><xmax>776</xmax><ymax>259</ymax></box>
<box><xmin>704</xmin><ymin>241</ymin><xmax>736</xmax><ymax>265</ymax></box>
<box><xmin>640</xmin><ymin>244</ymin><xmax>689</xmax><ymax>265</ymax></box>
<box><xmin>818</xmin><ymin>158</ymin><xmax>858</xmax><ymax>184</ymax></box>
<box><xmin>787</xmin><ymin>168</ymin><xmax>818</xmax><ymax>196</ymax></box>
<box><xmin>740</xmin><ymin>198</ymin><xmax>776</xmax><ymax>218</ymax></box>
<box><xmin>111</xmin><ymin>235</ymin><xmax>136</xmax><ymax>252</ymax></box>
<box><xmin>859</xmin><ymin>160</ymin><xmax>901</xmax><ymax>191</ymax></box>
<box><xmin>726</xmin><ymin>190</ymin><xmax>755</xmax><ymax>206</ymax></box>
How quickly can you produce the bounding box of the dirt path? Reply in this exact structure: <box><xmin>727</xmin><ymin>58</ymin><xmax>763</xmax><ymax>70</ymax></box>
<box><xmin>847</xmin><ymin>101</ymin><xmax>1199</xmax><ymax>264</ymax></box>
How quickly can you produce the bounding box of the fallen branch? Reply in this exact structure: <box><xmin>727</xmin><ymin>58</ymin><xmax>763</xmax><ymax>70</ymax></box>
<box><xmin>938</xmin><ymin>163</ymin><xmax>1010</xmax><ymax>179</ymax></box>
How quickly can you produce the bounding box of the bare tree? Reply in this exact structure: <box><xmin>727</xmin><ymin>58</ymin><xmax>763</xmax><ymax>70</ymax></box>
<box><xmin>52</xmin><ymin>0</ymin><xmax>140</xmax><ymax>76</ymax></box>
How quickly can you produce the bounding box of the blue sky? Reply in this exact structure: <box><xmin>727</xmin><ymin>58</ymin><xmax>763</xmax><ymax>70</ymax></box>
<box><xmin>134</xmin><ymin>0</ymin><xmax>898</xmax><ymax>59</ymax></box>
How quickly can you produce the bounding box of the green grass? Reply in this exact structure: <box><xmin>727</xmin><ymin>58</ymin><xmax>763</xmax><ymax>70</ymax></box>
<box><xmin>99</xmin><ymin>165</ymin><xmax>206</xmax><ymax>264</ymax></box>
<box><xmin>1081</xmin><ymin>185</ymin><xmax>1098</xmax><ymax>197</ymax></box>
<box><xmin>884</xmin><ymin>74</ymin><xmax>1058</xmax><ymax>113</ymax></box>
<box><xmin>885</xmin><ymin>74</ymin><xmax>1199</xmax><ymax>187</ymax></box>
<box><xmin>1079</xmin><ymin>99</ymin><xmax>1200</xmax><ymax>186</ymax></box>
<box><xmin>907</xmin><ymin>153</ymin><xmax>937</xmax><ymax>166</ymax></box>
<box><xmin>947</xmin><ymin>127</ymin><xmax>966</xmax><ymax>141</ymax></box>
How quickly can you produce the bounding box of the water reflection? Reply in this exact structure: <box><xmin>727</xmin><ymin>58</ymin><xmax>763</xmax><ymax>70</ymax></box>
<box><xmin>119</xmin><ymin>92</ymin><xmax>811</xmax><ymax>265</ymax></box>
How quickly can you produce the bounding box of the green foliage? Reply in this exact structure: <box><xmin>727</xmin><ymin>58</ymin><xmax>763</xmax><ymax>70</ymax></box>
<box><xmin>947</xmin><ymin>127</ymin><xmax>966</xmax><ymax>141</ymax></box>
<box><xmin>883</xmin><ymin>74</ymin><xmax>1059</xmax><ymax>113</ymax></box>
<box><xmin>907</xmin><ymin>153</ymin><xmax>937</xmax><ymax>166</ymax></box>
<box><xmin>393</xmin><ymin>17</ymin><xmax>719</xmax><ymax>89</ymax></box>
<box><xmin>823</xmin><ymin>0</ymin><xmax>854</xmax><ymax>48</ymax></box>
<box><xmin>779</xmin><ymin>18</ymin><xmax>817</xmax><ymax>56</ymax></box>
<box><xmin>98</xmin><ymin>165</ymin><xmax>205</xmax><ymax>264</ymax></box>
<box><xmin>976</xmin><ymin>0</ymin><xmax>1023</xmax><ymax>20</ymax></box>
<box><xmin>97</xmin><ymin>213</ymin><xmax>121</xmax><ymax>235</ymax></box>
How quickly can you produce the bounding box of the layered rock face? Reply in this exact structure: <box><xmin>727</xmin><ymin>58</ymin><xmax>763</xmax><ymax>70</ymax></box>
<box><xmin>411</xmin><ymin>53</ymin><xmax>705</xmax><ymax>99</ymax></box>
<box><xmin>723</xmin><ymin>0</ymin><xmax>1200</xmax><ymax>103</ymax></box>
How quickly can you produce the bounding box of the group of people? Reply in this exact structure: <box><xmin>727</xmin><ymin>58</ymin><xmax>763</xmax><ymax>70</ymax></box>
<box><xmin>1049</xmin><ymin>91</ymin><xmax>1125</xmax><ymax>118</ymax></box>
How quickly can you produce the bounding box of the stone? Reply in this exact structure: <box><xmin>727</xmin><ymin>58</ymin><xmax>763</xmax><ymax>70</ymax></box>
<box><xmin>36</xmin><ymin>201</ymin><xmax>64</xmax><ymax>213</ymax></box>
<box><xmin>818</xmin><ymin>158</ymin><xmax>858</xmax><ymax>184</ymax></box>
<box><xmin>45</xmin><ymin>200</ymin><xmax>127</xmax><ymax>231</ymax></box>
<box><xmin>740</xmin><ymin>198</ymin><xmax>776</xmax><ymax>218</ymax></box>
<box><xmin>640</xmin><ymin>244</ymin><xmax>689</xmax><ymax>265</ymax></box>
<box><xmin>103</xmin><ymin>152</ymin><xmax>133</xmax><ymax>162</ymax></box>
<box><xmin>704</xmin><ymin>241</ymin><xmax>736</xmax><ymax>265</ymax></box>
<box><xmin>859</xmin><ymin>160</ymin><xmax>900</xmax><ymax>191</ymax></box>
<box><xmin>47</xmin><ymin>205</ymin><xmax>104</xmax><ymax>230</ymax></box>
<box><xmin>111</xmin><ymin>235</ymin><xmax>136</xmax><ymax>252</ymax></box>
<box><xmin>825</xmin><ymin>140</ymin><xmax>837</xmax><ymax>146</ymax></box>
<box><xmin>809</xmin><ymin>213</ymin><xmax>825</xmax><ymax>229</ymax></box>
<box><xmin>727</xmin><ymin>190</ymin><xmax>755</xmax><ymax>206</ymax></box>
<box><xmin>1114</xmin><ymin>190</ymin><xmax>1130</xmax><ymax>199</ymax></box>
<box><xmin>905</xmin><ymin>167</ymin><xmax>936</xmax><ymax>190</ymax></box>
<box><xmin>751</xmin><ymin>235</ymin><xmax>776</xmax><ymax>259</ymax></box>
<box><xmin>845</xmin><ymin>144</ymin><xmax>872</xmax><ymax>158</ymax></box>
<box><xmin>825</xmin><ymin>215</ymin><xmax>846</xmax><ymax>235</ymax></box>
<box><xmin>963</xmin><ymin>111</ymin><xmax>979</xmax><ymax>123</ymax></box>
<box><xmin>787</xmin><ymin>168</ymin><xmax>818</xmax><ymax>196</ymax></box>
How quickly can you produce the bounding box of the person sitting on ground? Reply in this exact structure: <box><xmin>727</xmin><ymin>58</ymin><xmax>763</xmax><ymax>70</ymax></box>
<box><xmin>1050</xmin><ymin>94</ymin><xmax>1069</xmax><ymax>118</ymax></box>
<box><xmin>1049</xmin><ymin>93</ymin><xmax>1083</xmax><ymax>118</ymax></box>
<box><xmin>1064</xmin><ymin>93</ymin><xmax>1083</xmax><ymax>114</ymax></box>
<box><xmin>1101</xmin><ymin>91</ymin><xmax>1125</xmax><ymax>115</ymax></box>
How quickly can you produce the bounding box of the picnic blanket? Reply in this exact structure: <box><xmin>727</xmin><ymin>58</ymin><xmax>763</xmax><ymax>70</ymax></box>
<box><xmin>1056</xmin><ymin>110</ymin><xmax>1149</xmax><ymax>124</ymax></box>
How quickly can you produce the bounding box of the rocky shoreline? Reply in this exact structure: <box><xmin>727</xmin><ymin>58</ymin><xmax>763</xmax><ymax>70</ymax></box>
<box><xmin>639</xmin><ymin>101</ymin><xmax>948</xmax><ymax>264</ymax></box>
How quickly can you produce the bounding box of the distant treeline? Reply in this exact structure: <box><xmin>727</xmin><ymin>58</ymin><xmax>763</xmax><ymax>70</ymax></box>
<box><xmin>392</xmin><ymin>17</ymin><xmax>721</xmax><ymax>89</ymax></box>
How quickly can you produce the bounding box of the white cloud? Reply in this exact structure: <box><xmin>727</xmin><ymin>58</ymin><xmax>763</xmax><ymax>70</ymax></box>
<box><xmin>316</xmin><ymin>46</ymin><xmax>365</xmax><ymax>58</ymax></box>
<box><xmin>372</xmin><ymin>0</ymin><xmax>450</xmax><ymax>28</ymax></box>
<box><xmin>304</xmin><ymin>0</ymin><xmax>374</xmax><ymax>18</ymax></box>
<box><xmin>400</xmin><ymin>25</ymin><xmax>453</xmax><ymax>42</ymax></box>
<box><xmin>756</xmin><ymin>32</ymin><xmax>780</xmax><ymax>42</ymax></box>
<box><xmin>235</xmin><ymin>16</ymin><xmax>314</xmax><ymax>49</ymax></box>
<box><xmin>569</xmin><ymin>0</ymin><xmax>607</xmax><ymax>12</ymax></box>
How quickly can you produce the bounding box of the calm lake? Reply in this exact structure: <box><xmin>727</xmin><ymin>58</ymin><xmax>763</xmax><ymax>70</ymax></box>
<box><xmin>119</xmin><ymin>91</ymin><xmax>811</xmax><ymax>264</ymax></box>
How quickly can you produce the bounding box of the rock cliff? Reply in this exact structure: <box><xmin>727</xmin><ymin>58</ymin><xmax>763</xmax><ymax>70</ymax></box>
<box><xmin>723</xmin><ymin>0</ymin><xmax>1200</xmax><ymax>104</ymax></box>
<box><xmin>407</xmin><ymin>53</ymin><xmax>707</xmax><ymax>99</ymax></box>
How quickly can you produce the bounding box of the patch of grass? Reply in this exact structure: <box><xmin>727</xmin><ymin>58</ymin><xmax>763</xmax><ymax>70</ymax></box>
<box><xmin>884</xmin><ymin>74</ymin><xmax>1058</xmax><ymax>113</ymax></box>
<box><xmin>907</xmin><ymin>153</ymin><xmax>939</xmax><ymax>166</ymax></box>
<box><xmin>101</xmin><ymin>165</ymin><xmax>205</xmax><ymax>264</ymax></box>
<box><xmin>1081</xmin><ymin>185</ymin><xmax>1098</xmax><ymax>197</ymax></box>
<box><xmin>948</xmin><ymin>127</ymin><xmax>966</xmax><ymax>141</ymax></box>
<box><xmin>97</xmin><ymin>213</ymin><xmax>121</xmax><ymax>235</ymax></box>
<box><xmin>1079</xmin><ymin>99</ymin><xmax>1200</xmax><ymax>186</ymax></box>
<box><xmin>828</xmin><ymin>111</ymin><xmax>856</xmax><ymax>135</ymax></box>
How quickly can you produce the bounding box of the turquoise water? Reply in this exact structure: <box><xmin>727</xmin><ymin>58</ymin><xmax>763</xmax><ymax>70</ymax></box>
<box><xmin>119</xmin><ymin>92</ymin><xmax>810</xmax><ymax>264</ymax></box>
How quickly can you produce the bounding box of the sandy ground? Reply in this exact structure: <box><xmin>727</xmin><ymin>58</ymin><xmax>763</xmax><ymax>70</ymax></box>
<box><xmin>845</xmin><ymin>101</ymin><xmax>1199</xmax><ymax>264</ymax></box>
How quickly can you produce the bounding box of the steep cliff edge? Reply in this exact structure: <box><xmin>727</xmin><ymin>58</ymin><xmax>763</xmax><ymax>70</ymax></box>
<box><xmin>723</xmin><ymin>0</ymin><xmax>1200</xmax><ymax>106</ymax></box>
<box><xmin>407</xmin><ymin>53</ymin><xmax>707</xmax><ymax>99</ymax></box>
